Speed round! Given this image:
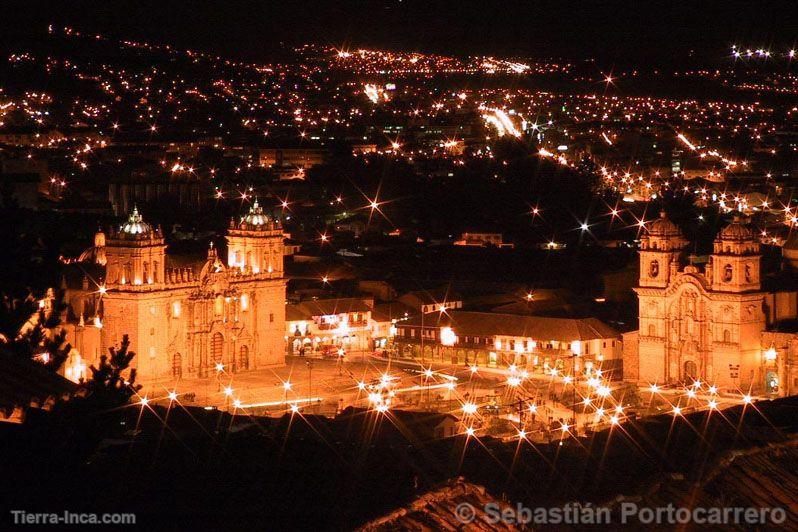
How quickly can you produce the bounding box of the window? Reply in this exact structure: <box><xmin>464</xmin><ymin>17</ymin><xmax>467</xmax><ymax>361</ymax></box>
<box><xmin>239</xmin><ymin>345</ymin><xmax>249</xmax><ymax>371</ymax></box>
<box><xmin>648</xmin><ymin>324</ymin><xmax>656</xmax><ymax>337</ymax></box>
<box><xmin>745</xmin><ymin>264</ymin><xmax>752</xmax><ymax>283</ymax></box>
<box><xmin>269</xmin><ymin>313</ymin><xmax>274</xmax><ymax>323</ymax></box>
<box><xmin>172</xmin><ymin>353</ymin><xmax>182</xmax><ymax>378</ymax></box>
<box><xmin>723</xmin><ymin>264</ymin><xmax>733</xmax><ymax>282</ymax></box>
<box><xmin>649</xmin><ymin>260</ymin><xmax>659</xmax><ymax>278</ymax></box>
<box><xmin>211</xmin><ymin>332</ymin><xmax>223</xmax><ymax>364</ymax></box>
<box><xmin>723</xmin><ymin>329</ymin><xmax>731</xmax><ymax>343</ymax></box>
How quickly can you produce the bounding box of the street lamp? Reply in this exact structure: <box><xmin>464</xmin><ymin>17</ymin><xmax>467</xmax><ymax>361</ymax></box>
<box><xmin>570</xmin><ymin>340</ymin><xmax>581</xmax><ymax>431</ymax></box>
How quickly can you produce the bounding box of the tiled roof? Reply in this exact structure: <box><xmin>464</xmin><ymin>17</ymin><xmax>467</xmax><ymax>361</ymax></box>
<box><xmin>399</xmin><ymin>310</ymin><xmax>619</xmax><ymax>341</ymax></box>
<box><xmin>358</xmin><ymin>477</ymin><xmax>520</xmax><ymax>531</ymax></box>
<box><xmin>286</xmin><ymin>298</ymin><xmax>373</xmax><ymax>321</ymax></box>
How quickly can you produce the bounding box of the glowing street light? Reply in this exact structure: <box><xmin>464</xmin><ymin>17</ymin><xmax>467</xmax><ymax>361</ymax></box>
<box><xmin>168</xmin><ymin>391</ymin><xmax>178</xmax><ymax>401</ymax></box>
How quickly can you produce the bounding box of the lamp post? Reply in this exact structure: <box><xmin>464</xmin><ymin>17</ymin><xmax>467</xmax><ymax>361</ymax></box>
<box><xmin>570</xmin><ymin>340</ymin><xmax>581</xmax><ymax>433</ymax></box>
<box><xmin>306</xmin><ymin>359</ymin><xmax>314</xmax><ymax>409</ymax></box>
<box><xmin>420</xmin><ymin>310</ymin><xmax>425</xmax><ymax>365</ymax></box>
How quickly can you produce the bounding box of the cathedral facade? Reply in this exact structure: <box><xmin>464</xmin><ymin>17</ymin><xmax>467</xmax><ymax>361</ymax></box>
<box><xmin>61</xmin><ymin>202</ymin><xmax>286</xmax><ymax>392</ymax></box>
<box><xmin>625</xmin><ymin>212</ymin><xmax>798</xmax><ymax>396</ymax></box>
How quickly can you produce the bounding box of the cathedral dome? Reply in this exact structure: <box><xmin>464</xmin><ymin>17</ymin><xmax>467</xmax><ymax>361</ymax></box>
<box><xmin>647</xmin><ymin>211</ymin><xmax>681</xmax><ymax>237</ymax></box>
<box><xmin>240</xmin><ymin>199</ymin><xmax>271</xmax><ymax>227</ymax></box>
<box><xmin>718</xmin><ymin>218</ymin><xmax>754</xmax><ymax>242</ymax></box>
<box><xmin>120</xmin><ymin>207</ymin><xmax>152</xmax><ymax>236</ymax></box>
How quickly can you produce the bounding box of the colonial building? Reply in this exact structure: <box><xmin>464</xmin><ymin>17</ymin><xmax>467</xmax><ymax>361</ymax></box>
<box><xmin>285</xmin><ymin>298</ymin><xmax>403</xmax><ymax>356</ymax></box>
<box><xmin>60</xmin><ymin>201</ymin><xmax>286</xmax><ymax>392</ymax></box>
<box><xmin>394</xmin><ymin>310</ymin><xmax>622</xmax><ymax>377</ymax></box>
<box><xmin>286</xmin><ymin>298</ymin><xmax>374</xmax><ymax>355</ymax></box>
<box><xmin>624</xmin><ymin>212</ymin><xmax>798</xmax><ymax>396</ymax></box>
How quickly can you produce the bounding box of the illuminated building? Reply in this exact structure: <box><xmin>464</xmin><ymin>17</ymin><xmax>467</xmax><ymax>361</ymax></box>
<box><xmin>625</xmin><ymin>212</ymin><xmax>798</xmax><ymax>395</ymax></box>
<box><xmin>61</xmin><ymin>202</ymin><xmax>286</xmax><ymax>391</ymax></box>
<box><xmin>286</xmin><ymin>298</ymin><xmax>373</xmax><ymax>355</ymax></box>
<box><xmin>453</xmin><ymin>232</ymin><xmax>513</xmax><ymax>249</ymax></box>
<box><xmin>394</xmin><ymin>311</ymin><xmax>621</xmax><ymax>375</ymax></box>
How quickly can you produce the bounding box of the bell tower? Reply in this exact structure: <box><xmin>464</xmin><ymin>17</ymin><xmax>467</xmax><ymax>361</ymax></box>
<box><xmin>638</xmin><ymin>211</ymin><xmax>687</xmax><ymax>288</ymax></box>
<box><xmin>104</xmin><ymin>207</ymin><xmax>166</xmax><ymax>289</ymax></box>
<box><xmin>226</xmin><ymin>199</ymin><xmax>284</xmax><ymax>276</ymax></box>
<box><xmin>709</xmin><ymin>217</ymin><xmax>760</xmax><ymax>292</ymax></box>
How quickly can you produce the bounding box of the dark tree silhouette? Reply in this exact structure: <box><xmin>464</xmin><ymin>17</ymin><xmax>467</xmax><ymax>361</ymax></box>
<box><xmin>0</xmin><ymin>293</ymin><xmax>70</xmax><ymax>371</ymax></box>
<box><xmin>82</xmin><ymin>334</ymin><xmax>142</xmax><ymax>409</ymax></box>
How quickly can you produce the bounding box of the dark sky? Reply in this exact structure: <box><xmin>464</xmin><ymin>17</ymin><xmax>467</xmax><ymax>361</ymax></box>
<box><xmin>2</xmin><ymin>0</ymin><xmax>797</xmax><ymax>64</ymax></box>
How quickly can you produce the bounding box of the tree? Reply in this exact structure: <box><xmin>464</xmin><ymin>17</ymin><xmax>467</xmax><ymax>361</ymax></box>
<box><xmin>82</xmin><ymin>334</ymin><xmax>142</xmax><ymax>410</ymax></box>
<box><xmin>46</xmin><ymin>335</ymin><xmax>141</xmax><ymax>457</ymax></box>
<box><xmin>0</xmin><ymin>292</ymin><xmax>70</xmax><ymax>371</ymax></box>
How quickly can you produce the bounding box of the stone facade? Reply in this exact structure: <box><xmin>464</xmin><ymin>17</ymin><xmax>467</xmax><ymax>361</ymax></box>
<box><xmin>628</xmin><ymin>212</ymin><xmax>797</xmax><ymax>395</ymax></box>
<box><xmin>62</xmin><ymin>202</ymin><xmax>286</xmax><ymax>391</ymax></box>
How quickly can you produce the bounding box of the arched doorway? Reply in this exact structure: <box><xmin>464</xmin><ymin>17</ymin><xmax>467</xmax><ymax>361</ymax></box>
<box><xmin>239</xmin><ymin>345</ymin><xmax>250</xmax><ymax>371</ymax></box>
<box><xmin>211</xmin><ymin>332</ymin><xmax>223</xmax><ymax>368</ymax></box>
<box><xmin>765</xmin><ymin>371</ymin><xmax>779</xmax><ymax>395</ymax></box>
<box><xmin>683</xmin><ymin>360</ymin><xmax>697</xmax><ymax>382</ymax></box>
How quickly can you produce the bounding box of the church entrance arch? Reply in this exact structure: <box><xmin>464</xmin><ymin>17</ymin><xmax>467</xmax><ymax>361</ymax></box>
<box><xmin>683</xmin><ymin>360</ymin><xmax>697</xmax><ymax>382</ymax></box>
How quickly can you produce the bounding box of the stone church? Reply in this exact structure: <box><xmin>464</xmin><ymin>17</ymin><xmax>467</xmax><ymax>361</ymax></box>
<box><xmin>59</xmin><ymin>201</ymin><xmax>286</xmax><ymax>392</ymax></box>
<box><xmin>624</xmin><ymin>212</ymin><xmax>798</xmax><ymax>396</ymax></box>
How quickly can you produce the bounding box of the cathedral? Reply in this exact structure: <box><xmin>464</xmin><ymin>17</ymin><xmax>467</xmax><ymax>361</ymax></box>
<box><xmin>624</xmin><ymin>212</ymin><xmax>798</xmax><ymax>396</ymax></box>
<box><xmin>60</xmin><ymin>201</ymin><xmax>286</xmax><ymax>392</ymax></box>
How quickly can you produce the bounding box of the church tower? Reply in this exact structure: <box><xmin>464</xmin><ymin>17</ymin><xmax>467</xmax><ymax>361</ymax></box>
<box><xmin>226</xmin><ymin>199</ymin><xmax>284</xmax><ymax>275</ymax></box>
<box><xmin>709</xmin><ymin>217</ymin><xmax>761</xmax><ymax>292</ymax></box>
<box><xmin>104</xmin><ymin>207</ymin><xmax>166</xmax><ymax>289</ymax></box>
<box><xmin>638</xmin><ymin>211</ymin><xmax>688</xmax><ymax>288</ymax></box>
<box><xmin>635</xmin><ymin>211</ymin><xmax>687</xmax><ymax>384</ymax></box>
<box><xmin>99</xmin><ymin>207</ymin><xmax>169</xmax><ymax>373</ymax></box>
